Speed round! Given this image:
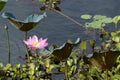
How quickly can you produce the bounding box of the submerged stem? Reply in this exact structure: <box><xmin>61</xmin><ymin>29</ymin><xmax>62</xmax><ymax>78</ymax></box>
<box><xmin>5</xmin><ymin>25</ymin><xmax>11</xmax><ymax>63</ymax></box>
<box><xmin>52</xmin><ymin>9</ymin><xmax>85</xmax><ymax>28</ymax></box>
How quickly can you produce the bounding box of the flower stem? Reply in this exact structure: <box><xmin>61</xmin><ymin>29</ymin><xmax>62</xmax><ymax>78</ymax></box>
<box><xmin>106</xmin><ymin>69</ymin><xmax>108</xmax><ymax>80</ymax></box>
<box><xmin>65</xmin><ymin>61</ymin><xmax>69</xmax><ymax>80</ymax></box>
<box><xmin>24</xmin><ymin>32</ymin><xmax>30</xmax><ymax>62</ymax></box>
<box><xmin>5</xmin><ymin>25</ymin><xmax>11</xmax><ymax>63</ymax></box>
<box><xmin>115</xmin><ymin>24</ymin><xmax>118</xmax><ymax>30</ymax></box>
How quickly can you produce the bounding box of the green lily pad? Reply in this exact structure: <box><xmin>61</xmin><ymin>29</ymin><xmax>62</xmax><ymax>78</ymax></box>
<box><xmin>85</xmin><ymin>21</ymin><xmax>103</xmax><ymax>29</ymax></box>
<box><xmin>81</xmin><ymin>14</ymin><xmax>92</xmax><ymax>19</ymax></box>
<box><xmin>101</xmin><ymin>17</ymin><xmax>113</xmax><ymax>23</ymax></box>
<box><xmin>93</xmin><ymin>15</ymin><xmax>107</xmax><ymax>20</ymax></box>
<box><xmin>83</xmin><ymin>14</ymin><xmax>113</xmax><ymax>29</ymax></box>
<box><xmin>1</xmin><ymin>12</ymin><xmax>46</xmax><ymax>31</ymax></box>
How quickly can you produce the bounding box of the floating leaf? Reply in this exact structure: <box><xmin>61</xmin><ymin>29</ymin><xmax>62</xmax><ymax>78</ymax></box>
<box><xmin>101</xmin><ymin>18</ymin><xmax>113</xmax><ymax>23</ymax></box>
<box><xmin>83</xmin><ymin>14</ymin><xmax>113</xmax><ymax>29</ymax></box>
<box><xmin>93</xmin><ymin>15</ymin><xmax>107</xmax><ymax>20</ymax></box>
<box><xmin>1</xmin><ymin>12</ymin><xmax>46</xmax><ymax>31</ymax></box>
<box><xmin>81</xmin><ymin>14</ymin><xmax>92</xmax><ymax>19</ymax></box>
<box><xmin>0</xmin><ymin>0</ymin><xmax>8</xmax><ymax>11</ymax></box>
<box><xmin>85</xmin><ymin>21</ymin><xmax>103</xmax><ymax>29</ymax></box>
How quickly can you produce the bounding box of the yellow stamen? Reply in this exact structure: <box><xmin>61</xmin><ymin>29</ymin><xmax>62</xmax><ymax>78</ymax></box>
<box><xmin>33</xmin><ymin>41</ymin><xmax>39</xmax><ymax>46</ymax></box>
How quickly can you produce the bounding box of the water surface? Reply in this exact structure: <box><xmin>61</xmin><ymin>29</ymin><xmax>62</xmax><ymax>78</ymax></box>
<box><xmin>0</xmin><ymin>0</ymin><xmax>120</xmax><ymax>64</ymax></box>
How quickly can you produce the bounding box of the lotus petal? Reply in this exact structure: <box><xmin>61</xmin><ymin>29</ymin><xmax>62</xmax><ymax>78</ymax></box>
<box><xmin>2</xmin><ymin>12</ymin><xmax>46</xmax><ymax>31</ymax></box>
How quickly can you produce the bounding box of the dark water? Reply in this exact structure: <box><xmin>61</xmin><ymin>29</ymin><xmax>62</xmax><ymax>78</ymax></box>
<box><xmin>0</xmin><ymin>0</ymin><xmax>120</xmax><ymax>64</ymax></box>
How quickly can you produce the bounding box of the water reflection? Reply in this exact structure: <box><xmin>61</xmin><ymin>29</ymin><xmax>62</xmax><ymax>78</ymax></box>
<box><xmin>0</xmin><ymin>0</ymin><xmax>120</xmax><ymax>64</ymax></box>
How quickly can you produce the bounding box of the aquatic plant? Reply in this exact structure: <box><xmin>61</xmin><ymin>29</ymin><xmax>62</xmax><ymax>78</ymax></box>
<box><xmin>4</xmin><ymin>25</ymin><xmax>11</xmax><ymax>63</ymax></box>
<box><xmin>113</xmin><ymin>15</ymin><xmax>120</xmax><ymax>29</ymax></box>
<box><xmin>1</xmin><ymin>0</ymin><xmax>120</xmax><ymax>80</ymax></box>
<box><xmin>23</xmin><ymin>35</ymin><xmax>48</xmax><ymax>50</ymax></box>
<box><xmin>2</xmin><ymin>12</ymin><xmax>47</xmax><ymax>62</ymax></box>
<box><xmin>1</xmin><ymin>12</ymin><xmax>46</xmax><ymax>32</ymax></box>
<box><xmin>81</xmin><ymin>14</ymin><xmax>113</xmax><ymax>29</ymax></box>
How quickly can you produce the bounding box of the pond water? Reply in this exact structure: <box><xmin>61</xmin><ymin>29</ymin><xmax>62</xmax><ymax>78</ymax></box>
<box><xmin>0</xmin><ymin>0</ymin><xmax>120</xmax><ymax>64</ymax></box>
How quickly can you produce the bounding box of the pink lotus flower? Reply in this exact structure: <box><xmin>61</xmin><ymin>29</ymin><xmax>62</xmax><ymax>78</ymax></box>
<box><xmin>23</xmin><ymin>35</ymin><xmax>48</xmax><ymax>50</ymax></box>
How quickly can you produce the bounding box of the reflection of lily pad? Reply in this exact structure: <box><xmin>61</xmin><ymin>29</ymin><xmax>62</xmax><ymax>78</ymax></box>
<box><xmin>1</xmin><ymin>12</ymin><xmax>46</xmax><ymax>31</ymax></box>
<box><xmin>0</xmin><ymin>0</ymin><xmax>8</xmax><ymax>11</ymax></box>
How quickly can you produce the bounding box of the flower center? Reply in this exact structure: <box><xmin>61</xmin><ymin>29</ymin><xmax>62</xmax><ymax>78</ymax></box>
<box><xmin>33</xmin><ymin>41</ymin><xmax>39</xmax><ymax>46</ymax></box>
